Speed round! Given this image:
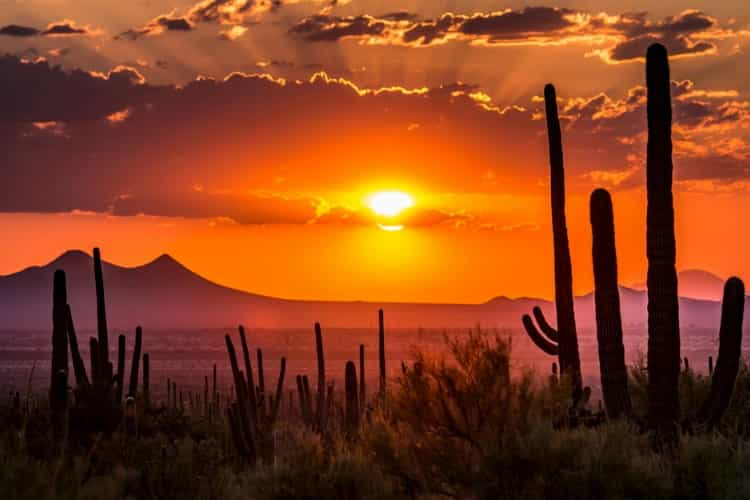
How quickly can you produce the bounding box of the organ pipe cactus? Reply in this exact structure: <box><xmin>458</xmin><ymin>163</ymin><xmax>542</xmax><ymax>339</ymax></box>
<box><xmin>521</xmin><ymin>84</ymin><xmax>582</xmax><ymax>397</ymax></box>
<box><xmin>645</xmin><ymin>43</ymin><xmax>681</xmax><ymax>437</ymax></box>
<box><xmin>589</xmin><ymin>188</ymin><xmax>631</xmax><ymax>418</ymax></box>
<box><xmin>143</xmin><ymin>353</ymin><xmax>150</xmax><ymax>409</ymax></box>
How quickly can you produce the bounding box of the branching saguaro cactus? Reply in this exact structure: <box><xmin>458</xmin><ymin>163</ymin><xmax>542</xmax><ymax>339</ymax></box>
<box><xmin>589</xmin><ymin>189</ymin><xmax>631</xmax><ymax>419</ymax></box>
<box><xmin>521</xmin><ymin>84</ymin><xmax>582</xmax><ymax>397</ymax></box>
<box><xmin>645</xmin><ymin>43</ymin><xmax>681</xmax><ymax>437</ymax></box>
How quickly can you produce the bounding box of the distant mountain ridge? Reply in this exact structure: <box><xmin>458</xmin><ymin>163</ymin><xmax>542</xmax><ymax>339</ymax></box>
<box><xmin>0</xmin><ymin>250</ymin><xmax>746</xmax><ymax>332</ymax></box>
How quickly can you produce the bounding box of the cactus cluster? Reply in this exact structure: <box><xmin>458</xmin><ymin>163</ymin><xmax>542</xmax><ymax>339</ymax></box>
<box><xmin>525</xmin><ymin>43</ymin><xmax>746</xmax><ymax>435</ymax></box>
<box><xmin>49</xmin><ymin>248</ymin><xmax>151</xmax><ymax>442</ymax></box>
<box><xmin>224</xmin><ymin>326</ymin><xmax>286</xmax><ymax>461</ymax></box>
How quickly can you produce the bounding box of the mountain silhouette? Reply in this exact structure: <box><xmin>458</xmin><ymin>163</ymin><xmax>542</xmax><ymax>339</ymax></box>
<box><xmin>0</xmin><ymin>250</ymin><xmax>745</xmax><ymax>332</ymax></box>
<box><xmin>630</xmin><ymin>269</ymin><xmax>727</xmax><ymax>301</ymax></box>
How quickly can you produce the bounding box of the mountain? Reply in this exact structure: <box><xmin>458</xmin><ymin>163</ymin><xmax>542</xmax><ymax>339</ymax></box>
<box><xmin>631</xmin><ymin>269</ymin><xmax>726</xmax><ymax>301</ymax></box>
<box><xmin>0</xmin><ymin>250</ymin><xmax>746</xmax><ymax>332</ymax></box>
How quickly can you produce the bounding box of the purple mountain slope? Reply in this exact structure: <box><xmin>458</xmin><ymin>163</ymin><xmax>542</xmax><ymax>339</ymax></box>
<box><xmin>0</xmin><ymin>251</ymin><xmax>746</xmax><ymax>332</ymax></box>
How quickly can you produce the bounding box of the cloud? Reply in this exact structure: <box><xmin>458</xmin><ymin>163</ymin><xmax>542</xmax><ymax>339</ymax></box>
<box><xmin>116</xmin><ymin>13</ymin><xmax>194</xmax><ymax>40</ymax></box>
<box><xmin>119</xmin><ymin>0</ymin><xmax>343</xmax><ymax>41</ymax></box>
<box><xmin>1</xmin><ymin>20</ymin><xmax>98</xmax><ymax>38</ymax></box>
<box><xmin>0</xmin><ymin>54</ymin><xmax>748</xmax><ymax>225</ymax></box>
<box><xmin>0</xmin><ymin>25</ymin><xmax>40</xmax><ymax>37</ymax></box>
<box><xmin>289</xmin><ymin>8</ymin><xmax>744</xmax><ymax>63</ymax></box>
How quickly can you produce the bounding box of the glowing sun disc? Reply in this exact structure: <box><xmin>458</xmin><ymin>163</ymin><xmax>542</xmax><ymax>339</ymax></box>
<box><xmin>368</xmin><ymin>191</ymin><xmax>414</xmax><ymax>217</ymax></box>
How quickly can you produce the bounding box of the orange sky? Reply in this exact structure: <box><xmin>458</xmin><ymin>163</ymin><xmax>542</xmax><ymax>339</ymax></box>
<box><xmin>1</xmin><ymin>1</ymin><xmax>749</xmax><ymax>302</ymax></box>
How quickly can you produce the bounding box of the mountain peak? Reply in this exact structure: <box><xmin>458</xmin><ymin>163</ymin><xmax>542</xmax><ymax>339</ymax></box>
<box><xmin>48</xmin><ymin>249</ymin><xmax>92</xmax><ymax>270</ymax></box>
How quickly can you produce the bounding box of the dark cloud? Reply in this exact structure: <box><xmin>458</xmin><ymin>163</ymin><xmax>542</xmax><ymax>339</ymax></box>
<box><xmin>0</xmin><ymin>54</ymin><xmax>747</xmax><ymax>224</ymax></box>
<box><xmin>41</xmin><ymin>22</ymin><xmax>88</xmax><ymax>36</ymax></box>
<box><xmin>290</xmin><ymin>8</ymin><xmax>739</xmax><ymax>63</ymax></box>
<box><xmin>117</xmin><ymin>14</ymin><xmax>193</xmax><ymax>40</ymax></box>
<box><xmin>289</xmin><ymin>14</ymin><xmax>386</xmax><ymax>42</ymax></box>
<box><xmin>0</xmin><ymin>25</ymin><xmax>40</xmax><ymax>37</ymax></box>
<box><xmin>1</xmin><ymin>21</ymin><xmax>94</xmax><ymax>38</ymax></box>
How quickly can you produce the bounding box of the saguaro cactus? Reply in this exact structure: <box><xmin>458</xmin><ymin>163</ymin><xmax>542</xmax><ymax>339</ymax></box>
<box><xmin>697</xmin><ymin>278</ymin><xmax>745</xmax><ymax>428</ymax></box>
<box><xmin>50</xmin><ymin>270</ymin><xmax>69</xmax><ymax>440</ymax></box>
<box><xmin>143</xmin><ymin>353</ymin><xmax>150</xmax><ymax>408</ymax></box>
<box><xmin>345</xmin><ymin>361</ymin><xmax>359</xmax><ymax>433</ymax></box>
<box><xmin>359</xmin><ymin>344</ymin><xmax>366</xmax><ymax>413</ymax></box>
<box><xmin>645</xmin><ymin>43</ymin><xmax>681</xmax><ymax>435</ymax></box>
<box><xmin>128</xmin><ymin>326</ymin><xmax>142</xmax><ymax>397</ymax></box>
<box><xmin>116</xmin><ymin>335</ymin><xmax>126</xmax><ymax>403</ymax></box>
<box><xmin>314</xmin><ymin>323</ymin><xmax>327</xmax><ymax>429</ymax></box>
<box><xmin>521</xmin><ymin>84</ymin><xmax>582</xmax><ymax>397</ymax></box>
<box><xmin>66</xmin><ymin>305</ymin><xmax>89</xmax><ymax>390</ymax></box>
<box><xmin>590</xmin><ymin>188</ymin><xmax>631</xmax><ymax>418</ymax></box>
<box><xmin>93</xmin><ymin>248</ymin><xmax>111</xmax><ymax>381</ymax></box>
<box><xmin>378</xmin><ymin>309</ymin><xmax>386</xmax><ymax>398</ymax></box>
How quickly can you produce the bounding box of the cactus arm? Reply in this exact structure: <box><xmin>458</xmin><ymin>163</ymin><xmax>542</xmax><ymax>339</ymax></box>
<box><xmin>522</xmin><ymin>314</ymin><xmax>559</xmax><ymax>356</ymax></box>
<box><xmin>532</xmin><ymin>306</ymin><xmax>559</xmax><ymax>342</ymax></box>
<box><xmin>314</xmin><ymin>323</ymin><xmax>327</xmax><ymax>429</ymax></box>
<box><xmin>345</xmin><ymin>361</ymin><xmax>359</xmax><ymax>433</ymax></box>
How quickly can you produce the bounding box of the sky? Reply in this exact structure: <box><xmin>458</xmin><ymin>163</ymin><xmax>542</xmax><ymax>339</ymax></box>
<box><xmin>0</xmin><ymin>0</ymin><xmax>749</xmax><ymax>303</ymax></box>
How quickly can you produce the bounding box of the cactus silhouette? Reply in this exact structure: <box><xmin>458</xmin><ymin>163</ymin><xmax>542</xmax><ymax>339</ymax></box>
<box><xmin>345</xmin><ymin>361</ymin><xmax>359</xmax><ymax>433</ymax></box>
<box><xmin>50</xmin><ymin>270</ymin><xmax>69</xmax><ymax>442</ymax></box>
<box><xmin>697</xmin><ymin>278</ymin><xmax>745</xmax><ymax>428</ymax></box>
<box><xmin>93</xmin><ymin>248</ymin><xmax>111</xmax><ymax>381</ymax></box>
<box><xmin>590</xmin><ymin>188</ymin><xmax>631</xmax><ymax>418</ymax></box>
<box><xmin>128</xmin><ymin>326</ymin><xmax>142</xmax><ymax>397</ymax></box>
<box><xmin>143</xmin><ymin>353</ymin><xmax>150</xmax><ymax>409</ymax></box>
<box><xmin>115</xmin><ymin>335</ymin><xmax>126</xmax><ymax>403</ymax></box>
<box><xmin>378</xmin><ymin>309</ymin><xmax>386</xmax><ymax>399</ymax></box>
<box><xmin>645</xmin><ymin>43</ymin><xmax>681</xmax><ymax>437</ymax></box>
<box><xmin>521</xmin><ymin>84</ymin><xmax>581</xmax><ymax>397</ymax></box>
<box><xmin>314</xmin><ymin>322</ymin><xmax>328</xmax><ymax>430</ymax></box>
<box><xmin>359</xmin><ymin>344</ymin><xmax>366</xmax><ymax>414</ymax></box>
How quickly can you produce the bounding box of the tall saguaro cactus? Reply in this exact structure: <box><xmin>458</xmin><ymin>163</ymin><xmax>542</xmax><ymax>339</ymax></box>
<box><xmin>590</xmin><ymin>189</ymin><xmax>631</xmax><ymax>418</ymax></box>
<box><xmin>50</xmin><ymin>270</ymin><xmax>69</xmax><ymax>440</ymax></box>
<box><xmin>345</xmin><ymin>361</ymin><xmax>359</xmax><ymax>433</ymax></box>
<box><xmin>645</xmin><ymin>43</ymin><xmax>681</xmax><ymax>435</ymax></box>
<box><xmin>93</xmin><ymin>248</ymin><xmax>111</xmax><ymax>381</ymax></box>
<box><xmin>314</xmin><ymin>322</ymin><xmax>327</xmax><ymax>429</ymax></box>
<box><xmin>522</xmin><ymin>84</ymin><xmax>581</xmax><ymax>396</ymax></box>
<box><xmin>378</xmin><ymin>309</ymin><xmax>386</xmax><ymax>398</ymax></box>
<box><xmin>128</xmin><ymin>326</ymin><xmax>143</xmax><ymax>397</ymax></box>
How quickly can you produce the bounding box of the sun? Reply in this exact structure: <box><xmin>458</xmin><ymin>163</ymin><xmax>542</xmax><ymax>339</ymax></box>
<box><xmin>368</xmin><ymin>191</ymin><xmax>414</xmax><ymax>217</ymax></box>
